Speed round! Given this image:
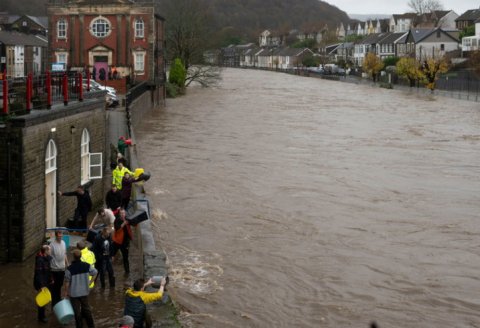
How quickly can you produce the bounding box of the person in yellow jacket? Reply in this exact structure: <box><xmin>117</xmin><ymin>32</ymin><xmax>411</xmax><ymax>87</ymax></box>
<box><xmin>77</xmin><ymin>241</ymin><xmax>96</xmax><ymax>289</ymax></box>
<box><xmin>112</xmin><ymin>161</ymin><xmax>133</xmax><ymax>190</ymax></box>
<box><xmin>124</xmin><ymin>277</ymin><xmax>166</xmax><ymax>328</ymax></box>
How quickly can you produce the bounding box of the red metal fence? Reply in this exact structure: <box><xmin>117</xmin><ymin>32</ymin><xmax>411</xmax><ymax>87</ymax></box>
<box><xmin>1</xmin><ymin>70</ymin><xmax>94</xmax><ymax>115</ymax></box>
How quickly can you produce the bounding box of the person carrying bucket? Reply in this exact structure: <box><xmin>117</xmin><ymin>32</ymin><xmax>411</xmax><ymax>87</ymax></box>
<box><xmin>34</xmin><ymin>245</ymin><xmax>53</xmax><ymax>323</ymax></box>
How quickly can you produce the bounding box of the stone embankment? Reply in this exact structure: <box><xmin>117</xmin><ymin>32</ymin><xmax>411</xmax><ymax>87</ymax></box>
<box><xmin>108</xmin><ymin>90</ymin><xmax>179</xmax><ymax>327</ymax></box>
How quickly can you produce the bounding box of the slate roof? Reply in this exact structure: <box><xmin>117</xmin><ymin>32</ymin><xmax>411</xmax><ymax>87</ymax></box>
<box><xmin>377</xmin><ymin>32</ymin><xmax>407</xmax><ymax>44</ymax></box>
<box><xmin>455</xmin><ymin>9</ymin><xmax>480</xmax><ymax>21</ymax></box>
<box><xmin>0</xmin><ymin>14</ymin><xmax>20</xmax><ymax>25</ymax></box>
<box><xmin>407</xmin><ymin>28</ymin><xmax>459</xmax><ymax>43</ymax></box>
<box><xmin>0</xmin><ymin>30</ymin><xmax>48</xmax><ymax>46</ymax></box>
<box><xmin>25</xmin><ymin>16</ymin><xmax>48</xmax><ymax>28</ymax></box>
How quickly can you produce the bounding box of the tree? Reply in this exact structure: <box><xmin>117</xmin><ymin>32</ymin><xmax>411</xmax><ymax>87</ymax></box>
<box><xmin>421</xmin><ymin>56</ymin><xmax>449</xmax><ymax>91</ymax></box>
<box><xmin>363</xmin><ymin>52</ymin><xmax>384</xmax><ymax>82</ymax></box>
<box><xmin>396</xmin><ymin>57</ymin><xmax>424</xmax><ymax>87</ymax></box>
<box><xmin>407</xmin><ymin>0</ymin><xmax>443</xmax><ymax>15</ymax></box>
<box><xmin>168</xmin><ymin>58</ymin><xmax>187</xmax><ymax>94</ymax></box>
<box><xmin>163</xmin><ymin>0</ymin><xmax>211</xmax><ymax>69</ymax></box>
<box><xmin>185</xmin><ymin>66</ymin><xmax>222</xmax><ymax>87</ymax></box>
<box><xmin>469</xmin><ymin>50</ymin><xmax>480</xmax><ymax>77</ymax></box>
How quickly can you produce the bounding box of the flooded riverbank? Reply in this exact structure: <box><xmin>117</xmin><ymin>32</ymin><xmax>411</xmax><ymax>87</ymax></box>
<box><xmin>136</xmin><ymin>68</ymin><xmax>479</xmax><ymax>327</ymax></box>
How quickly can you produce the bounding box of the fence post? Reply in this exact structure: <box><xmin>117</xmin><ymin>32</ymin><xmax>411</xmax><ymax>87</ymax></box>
<box><xmin>26</xmin><ymin>73</ymin><xmax>32</xmax><ymax>112</ymax></box>
<box><xmin>78</xmin><ymin>72</ymin><xmax>83</xmax><ymax>101</ymax></box>
<box><xmin>63</xmin><ymin>73</ymin><xmax>68</xmax><ymax>106</ymax></box>
<box><xmin>2</xmin><ymin>70</ymin><xmax>7</xmax><ymax>115</ymax></box>
<box><xmin>46</xmin><ymin>71</ymin><xmax>52</xmax><ymax>109</ymax></box>
<box><xmin>86</xmin><ymin>69</ymin><xmax>90</xmax><ymax>92</ymax></box>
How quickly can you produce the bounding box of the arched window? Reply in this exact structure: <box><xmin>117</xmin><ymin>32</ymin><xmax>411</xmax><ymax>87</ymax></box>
<box><xmin>45</xmin><ymin>139</ymin><xmax>57</xmax><ymax>174</ymax></box>
<box><xmin>135</xmin><ymin>18</ymin><xmax>144</xmax><ymax>38</ymax></box>
<box><xmin>57</xmin><ymin>19</ymin><xmax>67</xmax><ymax>39</ymax></box>
<box><xmin>81</xmin><ymin>129</ymin><xmax>90</xmax><ymax>184</ymax></box>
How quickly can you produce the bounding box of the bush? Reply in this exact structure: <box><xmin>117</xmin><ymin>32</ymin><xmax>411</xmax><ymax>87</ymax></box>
<box><xmin>166</xmin><ymin>82</ymin><xmax>179</xmax><ymax>98</ymax></box>
<box><xmin>168</xmin><ymin>58</ymin><xmax>186</xmax><ymax>90</ymax></box>
<box><xmin>383</xmin><ymin>56</ymin><xmax>400</xmax><ymax>67</ymax></box>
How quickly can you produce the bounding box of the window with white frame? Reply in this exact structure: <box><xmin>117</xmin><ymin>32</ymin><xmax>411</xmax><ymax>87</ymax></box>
<box><xmin>81</xmin><ymin>129</ymin><xmax>90</xmax><ymax>185</ymax></box>
<box><xmin>45</xmin><ymin>139</ymin><xmax>57</xmax><ymax>174</ymax></box>
<box><xmin>56</xmin><ymin>52</ymin><xmax>67</xmax><ymax>64</ymax></box>
<box><xmin>90</xmin><ymin>17</ymin><xmax>111</xmax><ymax>38</ymax></box>
<box><xmin>57</xmin><ymin>19</ymin><xmax>67</xmax><ymax>39</ymax></box>
<box><xmin>134</xmin><ymin>52</ymin><xmax>145</xmax><ymax>72</ymax></box>
<box><xmin>135</xmin><ymin>19</ymin><xmax>144</xmax><ymax>38</ymax></box>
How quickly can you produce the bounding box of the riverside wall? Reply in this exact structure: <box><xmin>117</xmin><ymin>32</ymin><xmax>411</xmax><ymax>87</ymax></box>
<box><xmin>111</xmin><ymin>89</ymin><xmax>179</xmax><ymax>327</ymax></box>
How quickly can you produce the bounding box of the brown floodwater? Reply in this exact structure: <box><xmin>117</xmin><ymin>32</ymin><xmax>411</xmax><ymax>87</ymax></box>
<box><xmin>136</xmin><ymin>68</ymin><xmax>480</xmax><ymax>328</ymax></box>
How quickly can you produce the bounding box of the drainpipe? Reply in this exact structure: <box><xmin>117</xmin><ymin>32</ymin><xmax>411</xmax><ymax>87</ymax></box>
<box><xmin>6</xmin><ymin>134</ymin><xmax>11</xmax><ymax>262</ymax></box>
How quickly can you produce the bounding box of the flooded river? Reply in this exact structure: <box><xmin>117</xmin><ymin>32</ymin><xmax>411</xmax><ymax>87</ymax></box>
<box><xmin>135</xmin><ymin>69</ymin><xmax>480</xmax><ymax>328</ymax></box>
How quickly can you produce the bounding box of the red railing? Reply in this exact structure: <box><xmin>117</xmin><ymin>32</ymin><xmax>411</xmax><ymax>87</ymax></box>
<box><xmin>1</xmin><ymin>70</ymin><xmax>94</xmax><ymax>115</ymax></box>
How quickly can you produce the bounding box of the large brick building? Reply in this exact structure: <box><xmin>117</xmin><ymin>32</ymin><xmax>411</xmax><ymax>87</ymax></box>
<box><xmin>47</xmin><ymin>0</ymin><xmax>165</xmax><ymax>86</ymax></box>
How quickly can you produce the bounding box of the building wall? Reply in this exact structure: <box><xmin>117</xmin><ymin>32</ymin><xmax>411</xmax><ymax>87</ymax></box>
<box><xmin>0</xmin><ymin>98</ymin><xmax>107</xmax><ymax>262</ymax></box>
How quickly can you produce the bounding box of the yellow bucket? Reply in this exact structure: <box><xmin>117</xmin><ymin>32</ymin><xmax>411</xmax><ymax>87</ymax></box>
<box><xmin>134</xmin><ymin>168</ymin><xmax>144</xmax><ymax>179</ymax></box>
<box><xmin>35</xmin><ymin>287</ymin><xmax>52</xmax><ymax>307</ymax></box>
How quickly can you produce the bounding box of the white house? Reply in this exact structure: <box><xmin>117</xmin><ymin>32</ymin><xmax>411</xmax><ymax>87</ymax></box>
<box><xmin>405</xmin><ymin>28</ymin><xmax>460</xmax><ymax>60</ymax></box>
<box><xmin>390</xmin><ymin>13</ymin><xmax>417</xmax><ymax>33</ymax></box>
<box><xmin>461</xmin><ymin>18</ymin><xmax>480</xmax><ymax>52</ymax></box>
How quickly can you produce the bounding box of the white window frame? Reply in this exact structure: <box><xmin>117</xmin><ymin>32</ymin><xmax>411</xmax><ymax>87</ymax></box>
<box><xmin>90</xmin><ymin>17</ymin><xmax>111</xmax><ymax>38</ymax></box>
<box><xmin>45</xmin><ymin>139</ymin><xmax>57</xmax><ymax>174</ymax></box>
<box><xmin>81</xmin><ymin>129</ymin><xmax>90</xmax><ymax>185</ymax></box>
<box><xmin>135</xmin><ymin>19</ymin><xmax>144</xmax><ymax>38</ymax></box>
<box><xmin>57</xmin><ymin>19</ymin><xmax>67</xmax><ymax>39</ymax></box>
<box><xmin>56</xmin><ymin>52</ymin><xmax>68</xmax><ymax>64</ymax></box>
<box><xmin>89</xmin><ymin>153</ymin><xmax>103</xmax><ymax>179</ymax></box>
<box><xmin>134</xmin><ymin>51</ymin><xmax>145</xmax><ymax>72</ymax></box>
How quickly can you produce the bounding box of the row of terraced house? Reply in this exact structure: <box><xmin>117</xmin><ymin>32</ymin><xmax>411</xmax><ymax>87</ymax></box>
<box><xmin>217</xmin><ymin>7</ymin><xmax>480</xmax><ymax>69</ymax></box>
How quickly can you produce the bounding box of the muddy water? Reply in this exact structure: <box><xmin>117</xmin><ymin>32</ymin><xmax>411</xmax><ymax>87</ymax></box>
<box><xmin>135</xmin><ymin>69</ymin><xmax>480</xmax><ymax>327</ymax></box>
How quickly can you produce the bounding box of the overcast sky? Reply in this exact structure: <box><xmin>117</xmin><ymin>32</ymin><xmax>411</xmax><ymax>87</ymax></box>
<box><xmin>326</xmin><ymin>0</ymin><xmax>476</xmax><ymax>15</ymax></box>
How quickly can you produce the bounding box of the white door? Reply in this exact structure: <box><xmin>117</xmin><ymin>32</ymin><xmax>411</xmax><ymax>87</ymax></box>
<box><xmin>45</xmin><ymin>171</ymin><xmax>56</xmax><ymax>228</ymax></box>
<box><xmin>45</xmin><ymin>139</ymin><xmax>57</xmax><ymax>228</ymax></box>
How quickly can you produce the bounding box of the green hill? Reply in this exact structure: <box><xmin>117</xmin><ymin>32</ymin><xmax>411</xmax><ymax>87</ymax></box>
<box><xmin>3</xmin><ymin>0</ymin><xmax>349</xmax><ymax>44</ymax></box>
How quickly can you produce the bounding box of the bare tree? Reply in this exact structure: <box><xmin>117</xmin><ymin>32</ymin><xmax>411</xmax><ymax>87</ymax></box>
<box><xmin>162</xmin><ymin>0</ymin><xmax>222</xmax><ymax>87</ymax></box>
<box><xmin>162</xmin><ymin>0</ymin><xmax>210</xmax><ymax>69</ymax></box>
<box><xmin>407</xmin><ymin>0</ymin><xmax>444</xmax><ymax>15</ymax></box>
<box><xmin>185</xmin><ymin>66</ymin><xmax>222</xmax><ymax>87</ymax></box>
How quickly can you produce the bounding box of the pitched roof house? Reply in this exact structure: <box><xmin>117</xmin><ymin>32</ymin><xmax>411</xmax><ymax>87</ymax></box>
<box><xmin>461</xmin><ymin>18</ymin><xmax>480</xmax><ymax>52</ymax></box>
<box><xmin>455</xmin><ymin>8</ymin><xmax>480</xmax><ymax>29</ymax></box>
<box><xmin>404</xmin><ymin>28</ymin><xmax>460</xmax><ymax>60</ymax></box>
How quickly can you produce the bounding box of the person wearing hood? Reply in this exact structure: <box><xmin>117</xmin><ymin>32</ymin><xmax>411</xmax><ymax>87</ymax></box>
<box><xmin>34</xmin><ymin>245</ymin><xmax>53</xmax><ymax>323</ymax></box>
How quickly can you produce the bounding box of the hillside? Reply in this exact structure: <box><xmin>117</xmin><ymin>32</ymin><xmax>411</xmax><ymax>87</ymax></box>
<box><xmin>2</xmin><ymin>0</ymin><xmax>349</xmax><ymax>43</ymax></box>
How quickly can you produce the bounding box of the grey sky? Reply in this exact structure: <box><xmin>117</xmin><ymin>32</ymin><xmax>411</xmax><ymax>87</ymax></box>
<box><xmin>326</xmin><ymin>0</ymin><xmax>477</xmax><ymax>15</ymax></box>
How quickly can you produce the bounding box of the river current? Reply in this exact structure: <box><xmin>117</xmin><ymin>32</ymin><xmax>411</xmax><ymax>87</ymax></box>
<box><xmin>135</xmin><ymin>68</ymin><xmax>480</xmax><ymax>328</ymax></box>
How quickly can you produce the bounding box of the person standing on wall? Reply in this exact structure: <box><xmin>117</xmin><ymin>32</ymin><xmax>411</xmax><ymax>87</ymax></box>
<box><xmin>64</xmin><ymin>249</ymin><xmax>98</xmax><ymax>328</ymax></box>
<box><xmin>92</xmin><ymin>227</ymin><xmax>115</xmax><ymax>288</ymax></box>
<box><xmin>58</xmin><ymin>186</ymin><xmax>92</xmax><ymax>229</ymax></box>
<box><xmin>50</xmin><ymin>230</ymin><xmax>69</xmax><ymax>308</ymax></box>
<box><xmin>112</xmin><ymin>209</ymin><xmax>133</xmax><ymax>275</ymax></box>
<box><xmin>34</xmin><ymin>245</ymin><xmax>53</xmax><ymax>323</ymax></box>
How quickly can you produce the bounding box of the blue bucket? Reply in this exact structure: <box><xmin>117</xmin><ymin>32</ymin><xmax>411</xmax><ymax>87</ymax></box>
<box><xmin>53</xmin><ymin>299</ymin><xmax>74</xmax><ymax>325</ymax></box>
<box><xmin>62</xmin><ymin>235</ymin><xmax>70</xmax><ymax>247</ymax></box>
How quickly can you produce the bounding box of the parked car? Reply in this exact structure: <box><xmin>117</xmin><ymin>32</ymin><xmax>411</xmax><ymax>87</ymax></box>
<box><xmin>83</xmin><ymin>79</ymin><xmax>117</xmax><ymax>95</ymax></box>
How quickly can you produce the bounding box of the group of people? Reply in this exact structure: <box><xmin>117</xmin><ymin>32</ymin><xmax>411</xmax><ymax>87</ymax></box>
<box><xmin>34</xmin><ymin>230</ymin><xmax>167</xmax><ymax>328</ymax></box>
<box><xmin>33</xmin><ymin>138</ymin><xmax>164</xmax><ymax>327</ymax></box>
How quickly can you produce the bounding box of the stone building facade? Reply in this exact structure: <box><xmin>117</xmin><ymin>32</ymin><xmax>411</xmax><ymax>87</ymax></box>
<box><xmin>47</xmin><ymin>0</ymin><xmax>166</xmax><ymax>87</ymax></box>
<box><xmin>0</xmin><ymin>97</ymin><xmax>106</xmax><ymax>262</ymax></box>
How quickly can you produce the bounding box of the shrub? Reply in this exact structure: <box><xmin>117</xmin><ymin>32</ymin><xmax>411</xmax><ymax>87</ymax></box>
<box><xmin>168</xmin><ymin>58</ymin><xmax>186</xmax><ymax>90</ymax></box>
